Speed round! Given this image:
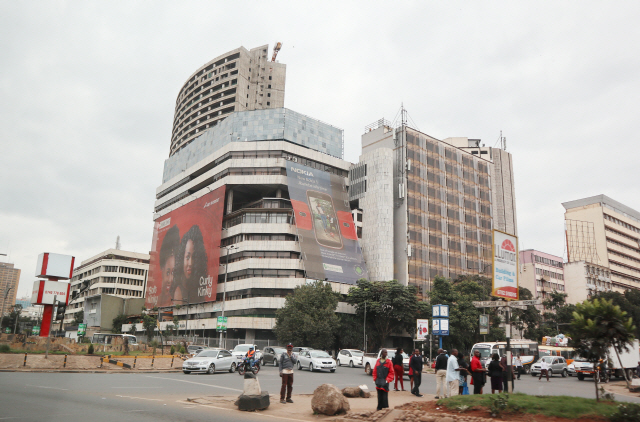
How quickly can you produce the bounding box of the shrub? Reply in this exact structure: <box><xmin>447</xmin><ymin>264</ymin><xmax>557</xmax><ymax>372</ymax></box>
<box><xmin>609</xmin><ymin>403</ymin><xmax>640</xmax><ymax>422</ymax></box>
<box><xmin>179</xmin><ymin>345</ymin><xmax>186</xmax><ymax>354</ymax></box>
<box><xmin>0</xmin><ymin>344</ymin><xmax>10</xmax><ymax>353</ymax></box>
<box><xmin>170</xmin><ymin>345</ymin><xmax>175</xmax><ymax>355</ymax></box>
<box><xmin>87</xmin><ymin>344</ymin><xmax>94</xmax><ymax>355</ymax></box>
<box><xmin>489</xmin><ymin>393</ymin><xmax>510</xmax><ymax>417</ymax></box>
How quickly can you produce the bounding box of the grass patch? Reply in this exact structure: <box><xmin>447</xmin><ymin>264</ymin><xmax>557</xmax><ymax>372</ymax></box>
<box><xmin>438</xmin><ymin>393</ymin><xmax>617</xmax><ymax>419</ymax></box>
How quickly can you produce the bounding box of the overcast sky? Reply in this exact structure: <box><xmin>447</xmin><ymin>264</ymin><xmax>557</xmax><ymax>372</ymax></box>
<box><xmin>2</xmin><ymin>1</ymin><xmax>639</xmax><ymax>298</ymax></box>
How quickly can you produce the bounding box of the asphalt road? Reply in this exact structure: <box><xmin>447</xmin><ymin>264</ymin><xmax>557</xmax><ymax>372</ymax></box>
<box><xmin>1</xmin><ymin>365</ymin><xmax>639</xmax><ymax>422</ymax></box>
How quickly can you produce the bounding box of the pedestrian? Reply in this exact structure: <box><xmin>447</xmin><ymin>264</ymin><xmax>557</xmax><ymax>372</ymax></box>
<box><xmin>279</xmin><ymin>343</ymin><xmax>297</xmax><ymax>404</ymax></box>
<box><xmin>446</xmin><ymin>349</ymin><xmax>461</xmax><ymax>397</ymax></box>
<box><xmin>372</xmin><ymin>348</ymin><xmax>395</xmax><ymax>411</ymax></box>
<box><xmin>636</xmin><ymin>361</ymin><xmax>640</xmax><ymax>378</ymax></box>
<box><xmin>488</xmin><ymin>353</ymin><xmax>503</xmax><ymax>394</ymax></box>
<box><xmin>434</xmin><ymin>348</ymin><xmax>448</xmax><ymax>398</ymax></box>
<box><xmin>410</xmin><ymin>348</ymin><xmax>424</xmax><ymax>397</ymax></box>
<box><xmin>392</xmin><ymin>347</ymin><xmax>405</xmax><ymax>391</ymax></box>
<box><xmin>470</xmin><ymin>349</ymin><xmax>487</xmax><ymax>394</ymax></box>
<box><xmin>500</xmin><ymin>354</ymin><xmax>512</xmax><ymax>392</ymax></box>
<box><xmin>408</xmin><ymin>350</ymin><xmax>415</xmax><ymax>392</ymax></box>
<box><xmin>513</xmin><ymin>354</ymin><xmax>523</xmax><ymax>380</ymax></box>
<box><xmin>458</xmin><ymin>352</ymin><xmax>469</xmax><ymax>395</ymax></box>
<box><xmin>538</xmin><ymin>358</ymin><xmax>550</xmax><ymax>382</ymax></box>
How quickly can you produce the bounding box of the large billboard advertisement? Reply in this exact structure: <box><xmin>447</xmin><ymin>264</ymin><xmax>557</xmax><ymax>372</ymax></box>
<box><xmin>492</xmin><ymin>229</ymin><xmax>519</xmax><ymax>300</ymax></box>
<box><xmin>145</xmin><ymin>186</ymin><xmax>226</xmax><ymax>308</ymax></box>
<box><xmin>287</xmin><ymin>162</ymin><xmax>367</xmax><ymax>284</ymax></box>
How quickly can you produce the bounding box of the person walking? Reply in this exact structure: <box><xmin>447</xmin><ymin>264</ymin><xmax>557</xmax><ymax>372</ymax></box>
<box><xmin>539</xmin><ymin>359</ymin><xmax>550</xmax><ymax>381</ymax></box>
<box><xmin>372</xmin><ymin>349</ymin><xmax>395</xmax><ymax>411</ymax></box>
<box><xmin>410</xmin><ymin>348</ymin><xmax>424</xmax><ymax>397</ymax></box>
<box><xmin>488</xmin><ymin>353</ymin><xmax>503</xmax><ymax>394</ymax></box>
<box><xmin>408</xmin><ymin>350</ymin><xmax>415</xmax><ymax>392</ymax></box>
<box><xmin>470</xmin><ymin>349</ymin><xmax>487</xmax><ymax>394</ymax></box>
<box><xmin>392</xmin><ymin>347</ymin><xmax>405</xmax><ymax>391</ymax></box>
<box><xmin>500</xmin><ymin>354</ymin><xmax>511</xmax><ymax>392</ymax></box>
<box><xmin>458</xmin><ymin>352</ymin><xmax>469</xmax><ymax>395</ymax></box>
<box><xmin>279</xmin><ymin>343</ymin><xmax>297</xmax><ymax>404</ymax></box>
<box><xmin>446</xmin><ymin>349</ymin><xmax>461</xmax><ymax>397</ymax></box>
<box><xmin>513</xmin><ymin>354</ymin><xmax>523</xmax><ymax>380</ymax></box>
<box><xmin>434</xmin><ymin>348</ymin><xmax>448</xmax><ymax>398</ymax></box>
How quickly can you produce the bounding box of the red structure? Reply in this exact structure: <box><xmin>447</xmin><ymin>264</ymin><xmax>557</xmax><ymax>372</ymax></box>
<box><xmin>30</xmin><ymin>253</ymin><xmax>74</xmax><ymax>337</ymax></box>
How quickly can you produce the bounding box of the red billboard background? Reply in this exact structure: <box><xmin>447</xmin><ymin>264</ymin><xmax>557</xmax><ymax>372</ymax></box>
<box><xmin>145</xmin><ymin>186</ymin><xmax>226</xmax><ymax>309</ymax></box>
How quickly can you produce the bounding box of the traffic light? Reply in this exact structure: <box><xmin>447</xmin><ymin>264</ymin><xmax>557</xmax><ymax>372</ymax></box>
<box><xmin>55</xmin><ymin>302</ymin><xmax>66</xmax><ymax>321</ymax></box>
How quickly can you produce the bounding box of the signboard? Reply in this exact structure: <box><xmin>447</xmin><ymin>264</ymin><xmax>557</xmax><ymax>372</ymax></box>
<box><xmin>78</xmin><ymin>323</ymin><xmax>86</xmax><ymax>336</ymax></box>
<box><xmin>432</xmin><ymin>304</ymin><xmax>449</xmax><ymax>318</ymax></box>
<box><xmin>432</xmin><ymin>318</ymin><xmax>449</xmax><ymax>336</ymax></box>
<box><xmin>479</xmin><ymin>314</ymin><xmax>489</xmax><ymax>335</ymax></box>
<box><xmin>32</xmin><ymin>326</ymin><xmax>40</xmax><ymax>336</ymax></box>
<box><xmin>35</xmin><ymin>253</ymin><xmax>75</xmax><ymax>280</ymax></box>
<box><xmin>286</xmin><ymin>162</ymin><xmax>367</xmax><ymax>284</ymax></box>
<box><xmin>472</xmin><ymin>299</ymin><xmax>541</xmax><ymax>308</ymax></box>
<box><xmin>30</xmin><ymin>280</ymin><xmax>70</xmax><ymax>305</ymax></box>
<box><xmin>216</xmin><ymin>316</ymin><xmax>227</xmax><ymax>332</ymax></box>
<box><xmin>145</xmin><ymin>186</ymin><xmax>226</xmax><ymax>309</ymax></box>
<box><xmin>492</xmin><ymin>229</ymin><xmax>519</xmax><ymax>300</ymax></box>
<box><xmin>416</xmin><ymin>319</ymin><xmax>429</xmax><ymax>340</ymax></box>
<box><xmin>4</xmin><ymin>327</ymin><xmax>9</xmax><ymax>334</ymax></box>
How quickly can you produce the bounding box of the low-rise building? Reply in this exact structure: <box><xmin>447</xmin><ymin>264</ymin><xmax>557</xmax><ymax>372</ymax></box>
<box><xmin>84</xmin><ymin>294</ymin><xmax>144</xmax><ymax>333</ymax></box>
<box><xmin>563</xmin><ymin>261</ymin><xmax>612</xmax><ymax>304</ymax></box>
<box><xmin>519</xmin><ymin>249</ymin><xmax>565</xmax><ymax>301</ymax></box>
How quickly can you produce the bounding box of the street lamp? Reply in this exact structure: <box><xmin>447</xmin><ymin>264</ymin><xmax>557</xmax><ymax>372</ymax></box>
<box><xmin>219</xmin><ymin>244</ymin><xmax>239</xmax><ymax>349</ymax></box>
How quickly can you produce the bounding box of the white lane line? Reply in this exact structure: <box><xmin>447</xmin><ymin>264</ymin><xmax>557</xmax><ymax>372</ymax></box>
<box><xmin>0</xmin><ymin>417</ymin><xmax>22</xmax><ymax>420</ymax></box>
<box><xmin>146</xmin><ymin>376</ymin><xmax>242</xmax><ymax>392</ymax></box>
<box><xmin>115</xmin><ymin>395</ymin><xmax>162</xmax><ymax>401</ymax></box>
<box><xmin>25</xmin><ymin>385</ymin><xmax>68</xmax><ymax>391</ymax></box>
<box><xmin>111</xmin><ymin>387</ymin><xmax>163</xmax><ymax>389</ymax></box>
<box><xmin>124</xmin><ymin>410</ymin><xmax>146</xmax><ymax>413</ymax></box>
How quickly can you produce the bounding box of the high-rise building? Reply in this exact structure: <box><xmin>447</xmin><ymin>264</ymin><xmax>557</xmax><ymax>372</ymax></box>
<box><xmin>518</xmin><ymin>250</ymin><xmax>565</xmax><ymax>302</ymax></box>
<box><xmin>64</xmin><ymin>249</ymin><xmax>149</xmax><ymax>326</ymax></box>
<box><xmin>563</xmin><ymin>260</ymin><xmax>612</xmax><ymax>304</ymax></box>
<box><xmin>169</xmin><ymin>44</ymin><xmax>286</xmax><ymax>156</ymax></box>
<box><xmin>349</xmin><ymin>119</ymin><xmax>518</xmax><ymax>298</ymax></box>
<box><xmin>563</xmin><ymin>194</ymin><xmax>640</xmax><ymax>292</ymax></box>
<box><xmin>0</xmin><ymin>262</ymin><xmax>20</xmax><ymax>316</ymax></box>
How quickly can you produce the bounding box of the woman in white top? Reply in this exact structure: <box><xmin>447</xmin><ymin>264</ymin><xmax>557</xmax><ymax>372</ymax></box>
<box><xmin>538</xmin><ymin>360</ymin><xmax>550</xmax><ymax>381</ymax></box>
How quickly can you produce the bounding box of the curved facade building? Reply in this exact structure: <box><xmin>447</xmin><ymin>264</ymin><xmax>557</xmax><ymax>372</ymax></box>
<box><xmin>169</xmin><ymin>44</ymin><xmax>286</xmax><ymax>156</ymax></box>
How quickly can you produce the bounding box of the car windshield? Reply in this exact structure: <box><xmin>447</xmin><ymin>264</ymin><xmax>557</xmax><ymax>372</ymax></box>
<box><xmin>310</xmin><ymin>351</ymin><xmax>331</xmax><ymax>358</ymax></box>
<box><xmin>273</xmin><ymin>348</ymin><xmax>286</xmax><ymax>354</ymax></box>
<box><xmin>198</xmin><ymin>351</ymin><xmax>219</xmax><ymax>358</ymax></box>
<box><xmin>471</xmin><ymin>347</ymin><xmax>491</xmax><ymax>359</ymax></box>
<box><xmin>574</xmin><ymin>357</ymin><xmax>589</xmax><ymax>362</ymax></box>
<box><xmin>540</xmin><ymin>356</ymin><xmax>553</xmax><ymax>363</ymax></box>
<box><xmin>234</xmin><ymin>345</ymin><xmax>252</xmax><ymax>353</ymax></box>
<box><xmin>351</xmin><ymin>351</ymin><xmax>364</xmax><ymax>356</ymax></box>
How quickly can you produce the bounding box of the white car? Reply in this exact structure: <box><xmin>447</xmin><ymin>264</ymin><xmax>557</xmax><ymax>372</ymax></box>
<box><xmin>231</xmin><ymin>344</ymin><xmax>263</xmax><ymax>364</ymax></box>
<box><xmin>337</xmin><ymin>349</ymin><xmax>364</xmax><ymax>367</ymax></box>
<box><xmin>183</xmin><ymin>349</ymin><xmax>237</xmax><ymax>374</ymax></box>
<box><xmin>297</xmin><ymin>350</ymin><xmax>336</xmax><ymax>372</ymax></box>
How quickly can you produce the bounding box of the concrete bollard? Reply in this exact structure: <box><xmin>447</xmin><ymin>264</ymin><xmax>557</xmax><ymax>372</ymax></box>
<box><xmin>171</xmin><ymin>355</ymin><xmax>175</xmax><ymax>368</ymax></box>
<box><xmin>151</xmin><ymin>355</ymin><xmax>154</xmax><ymax>368</ymax></box>
<box><xmin>23</xmin><ymin>353</ymin><xmax>27</xmax><ymax>367</ymax></box>
<box><xmin>133</xmin><ymin>356</ymin><xmax>137</xmax><ymax>369</ymax></box>
<box><xmin>63</xmin><ymin>354</ymin><xmax>67</xmax><ymax>368</ymax></box>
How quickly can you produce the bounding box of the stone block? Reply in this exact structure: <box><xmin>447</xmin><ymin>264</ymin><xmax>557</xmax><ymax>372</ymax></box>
<box><xmin>311</xmin><ymin>384</ymin><xmax>350</xmax><ymax>415</ymax></box>
<box><xmin>235</xmin><ymin>391</ymin><xmax>270</xmax><ymax>411</ymax></box>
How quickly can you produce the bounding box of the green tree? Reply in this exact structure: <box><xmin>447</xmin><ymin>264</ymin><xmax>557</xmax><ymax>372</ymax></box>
<box><xmin>570</xmin><ymin>298</ymin><xmax>636</xmax><ymax>400</ymax></box>
<box><xmin>334</xmin><ymin>313</ymin><xmax>364</xmax><ymax>350</ymax></box>
<box><xmin>591</xmin><ymin>290</ymin><xmax>640</xmax><ymax>339</ymax></box>
<box><xmin>346</xmin><ymin>279</ymin><xmax>428</xmax><ymax>351</ymax></box>
<box><xmin>142</xmin><ymin>313</ymin><xmax>157</xmax><ymax>343</ymax></box>
<box><xmin>1</xmin><ymin>304</ymin><xmax>23</xmax><ymax>333</ymax></box>
<box><xmin>274</xmin><ymin>281</ymin><xmax>340</xmax><ymax>350</ymax></box>
<box><xmin>542</xmin><ymin>291</ymin><xmax>575</xmax><ymax>336</ymax></box>
<box><xmin>73</xmin><ymin>310</ymin><xmax>84</xmax><ymax>325</ymax></box>
<box><xmin>111</xmin><ymin>314</ymin><xmax>129</xmax><ymax>334</ymax></box>
<box><xmin>510</xmin><ymin>287</ymin><xmax>542</xmax><ymax>340</ymax></box>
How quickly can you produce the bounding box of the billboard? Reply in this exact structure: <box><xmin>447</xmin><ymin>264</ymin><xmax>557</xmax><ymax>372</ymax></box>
<box><xmin>145</xmin><ymin>186</ymin><xmax>226</xmax><ymax>308</ymax></box>
<box><xmin>286</xmin><ymin>162</ymin><xmax>367</xmax><ymax>284</ymax></box>
<box><xmin>492</xmin><ymin>229</ymin><xmax>519</xmax><ymax>300</ymax></box>
<box><xmin>416</xmin><ymin>319</ymin><xmax>429</xmax><ymax>340</ymax></box>
<box><xmin>479</xmin><ymin>314</ymin><xmax>489</xmax><ymax>335</ymax></box>
<box><xmin>30</xmin><ymin>280</ymin><xmax>70</xmax><ymax>305</ymax></box>
<box><xmin>35</xmin><ymin>253</ymin><xmax>75</xmax><ymax>280</ymax></box>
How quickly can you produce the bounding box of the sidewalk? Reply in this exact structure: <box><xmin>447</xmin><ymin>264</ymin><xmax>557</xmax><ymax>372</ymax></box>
<box><xmin>0</xmin><ymin>353</ymin><xmax>182</xmax><ymax>372</ymax></box>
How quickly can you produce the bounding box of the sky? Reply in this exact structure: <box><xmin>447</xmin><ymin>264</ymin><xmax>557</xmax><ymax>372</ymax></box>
<box><xmin>2</xmin><ymin>1</ymin><xmax>639</xmax><ymax>298</ymax></box>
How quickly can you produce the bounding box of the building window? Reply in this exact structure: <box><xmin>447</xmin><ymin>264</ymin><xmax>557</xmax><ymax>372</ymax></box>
<box><xmin>267</xmin><ymin>102</ymin><xmax>270</xmax><ymax>106</ymax></box>
<box><xmin>269</xmin><ymin>76</ymin><xmax>272</xmax><ymax>80</ymax></box>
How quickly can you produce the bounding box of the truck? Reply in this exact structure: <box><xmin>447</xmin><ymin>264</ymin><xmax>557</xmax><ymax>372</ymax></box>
<box><xmin>573</xmin><ymin>340</ymin><xmax>640</xmax><ymax>382</ymax></box>
<box><xmin>362</xmin><ymin>350</ymin><xmax>410</xmax><ymax>376</ymax></box>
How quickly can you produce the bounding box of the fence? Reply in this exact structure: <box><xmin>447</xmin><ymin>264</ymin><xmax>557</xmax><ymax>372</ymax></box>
<box><xmin>148</xmin><ymin>335</ymin><xmax>283</xmax><ymax>351</ymax></box>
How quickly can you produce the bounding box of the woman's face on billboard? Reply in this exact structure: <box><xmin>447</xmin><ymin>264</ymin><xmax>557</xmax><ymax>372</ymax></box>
<box><xmin>184</xmin><ymin>239</ymin><xmax>194</xmax><ymax>279</ymax></box>
<box><xmin>162</xmin><ymin>254</ymin><xmax>175</xmax><ymax>293</ymax></box>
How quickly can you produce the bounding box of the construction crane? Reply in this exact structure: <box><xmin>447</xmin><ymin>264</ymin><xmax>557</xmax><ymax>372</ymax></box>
<box><xmin>271</xmin><ymin>42</ymin><xmax>282</xmax><ymax>62</ymax></box>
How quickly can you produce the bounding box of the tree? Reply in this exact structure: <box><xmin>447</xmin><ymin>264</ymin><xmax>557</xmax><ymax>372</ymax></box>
<box><xmin>73</xmin><ymin>310</ymin><xmax>84</xmax><ymax>325</ymax></box>
<box><xmin>346</xmin><ymin>279</ymin><xmax>429</xmax><ymax>351</ymax></box>
<box><xmin>541</xmin><ymin>291</ymin><xmax>575</xmax><ymax>337</ymax></box>
<box><xmin>570</xmin><ymin>298</ymin><xmax>636</xmax><ymax>400</ymax></box>
<box><xmin>274</xmin><ymin>281</ymin><xmax>340</xmax><ymax>350</ymax></box>
<box><xmin>334</xmin><ymin>313</ymin><xmax>364</xmax><ymax>350</ymax></box>
<box><xmin>142</xmin><ymin>314</ymin><xmax>157</xmax><ymax>343</ymax></box>
<box><xmin>112</xmin><ymin>314</ymin><xmax>129</xmax><ymax>334</ymax></box>
<box><xmin>591</xmin><ymin>290</ymin><xmax>640</xmax><ymax>339</ymax></box>
<box><xmin>1</xmin><ymin>304</ymin><xmax>23</xmax><ymax>333</ymax></box>
<box><xmin>510</xmin><ymin>287</ymin><xmax>542</xmax><ymax>340</ymax></box>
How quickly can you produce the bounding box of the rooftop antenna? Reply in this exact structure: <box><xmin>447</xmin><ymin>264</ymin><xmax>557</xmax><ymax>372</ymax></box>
<box><xmin>500</xmin><ymin>130</ymin><xmax>507</xmax><ymax>151</ymax></box>
<box><xmin>115</xmin><ymin>235</ymin><xmax>121</xmax><ymax>250</ymax></box>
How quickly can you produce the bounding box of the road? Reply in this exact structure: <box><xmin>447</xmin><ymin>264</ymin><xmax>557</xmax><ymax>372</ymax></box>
<box><xmin>1</xmin><ymin>364</ymin><xmax>638</xmax><ymax>421</ymax></box>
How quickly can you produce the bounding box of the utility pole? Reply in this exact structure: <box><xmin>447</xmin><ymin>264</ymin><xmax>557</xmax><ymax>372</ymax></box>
<box><xmin>363</xmin><ymin>301</ymin><xmax>366</xmax><ymax>353</ymax></box>
<box><xmin>45</xmin><ymin>295</ymin><xmax>56</xmax><ymax>359</ymax></box>
<box><xmin>219</xmin><ymin>245</ymin><xmax>237</xmax><ymax>349</ymax></box>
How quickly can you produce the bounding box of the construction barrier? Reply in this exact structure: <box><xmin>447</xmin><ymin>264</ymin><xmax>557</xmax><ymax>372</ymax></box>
<box><xmin>102</xmin><ymin>357</ymin><xmax>132</xmax><ymax>369</ymax></box>
<box><xmin>63</xmin><ymin>355</ymin><xmax>67</xmax><ymax>368</ymax></box>
<box><xmin>23</xmin><ymin>353</ymin><xmax>27</xmax><ymax>367</ymax></box>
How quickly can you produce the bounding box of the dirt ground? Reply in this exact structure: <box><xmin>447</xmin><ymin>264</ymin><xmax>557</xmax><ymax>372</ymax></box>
<box><xmin>0</xmin><ymin>353</ymin><xmax>182</xmax><ymax>371</ymax></box>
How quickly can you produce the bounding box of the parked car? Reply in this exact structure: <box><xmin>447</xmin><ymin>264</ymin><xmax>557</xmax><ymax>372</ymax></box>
<box><xmin>231</xmin><ymin>344</ymin><xmax>263</xmax><ymax>364</ymax></box>
<box><xmin>567</xmin><ymin>361</ymin><xmax>576</xmax><ymax>377</ymax></box>
<box><xmin>263</xmin><ymin>346</ymin><xmax>287</xmax><ymax>367</ymax></box>
<box><xmin>186</xmin><ymin>345</ymin><xmax>209</xmax><ymax>357</ymax></box>
<box><xmin>182</xmin><ymin>349</ymin><xmax>237</xmax><ymax>374</ymax></box>
<box><xmin>292</xmin><ymin>347</ymin><xmax>313</xmax><ymax>354</ymax></box>
<box><xmin>297</xmin><ymin>350</ymin><xmax>336</xmax><ymax>372</ymax></box>
<box><xmin>530</xmin><ymin>356</ymin><xmax>568</xmax><ymax>377</ymax></box>
<box><xmin>363</xmin><ymin>350</ymin><xmax>409</xmax><ymax>375</ymax></box>
<box><xmin>337</xmin><ymin>349</ymin><xmax>364</xmax><ymax>367</ymax></box>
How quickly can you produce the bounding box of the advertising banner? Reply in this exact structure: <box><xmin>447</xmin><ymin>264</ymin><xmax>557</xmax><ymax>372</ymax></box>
<box><xmin>216</xmin><ymin>316</ymin><xmax>227</xmax><ymax>332</ymax></box>
<box><xmin>32</xmin><ymin>326</ymin><xmax>40</xmax><ymax>336</ymax></box>
<box><xmin>416</xmin><ymin>319</ymin><xmax>429</xmax><ymax>340</ymax></box>
<box><xmin>492</xmin><ymin>229</ymin><xmax>519</xmax><ymax>300</ymax></box>
<box><xmin>145</xmin><ymin>186</ymin><xmax>226</xmax><ymax>308</ymax></box>
<box><xmin>78</xmin><ymin>323</ymin><xmax>86</xmax><ymax>336</ymax></box>
<box><xmin>30</xmin><ymin>280</ymin><xmax>70</xmax><ymax>305</ymax></box>
<box><xmin>479</xmin><ymin>314</ymin><xmax>489</xmax><ymax>335</ymax></box>
<box><xmin>286</xmin><ymin>162</ymin><xmax>367</xmax><ymax>284</ymax></box>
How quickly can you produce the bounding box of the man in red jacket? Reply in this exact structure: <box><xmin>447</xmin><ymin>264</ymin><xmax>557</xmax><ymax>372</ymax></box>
<box><xmin>372</xmin><ymin>349</ymin><xmax>395</xmax><ymax>411</ymax></box>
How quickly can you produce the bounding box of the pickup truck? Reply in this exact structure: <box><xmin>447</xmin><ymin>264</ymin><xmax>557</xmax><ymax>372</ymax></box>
<box><xmin>363</xmin><ymin>350</ymin><xmax>410</xmax><ymax>376</ymax></box>
<box><xmin>574</xmin><ymin>340</ymin><xmax>640</xmax><ymax>382</ymax></box>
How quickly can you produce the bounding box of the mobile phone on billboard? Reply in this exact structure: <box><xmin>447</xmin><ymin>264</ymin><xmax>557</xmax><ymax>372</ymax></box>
<box><xmin>337</xmin><ymin>211</ymin><xmax>357</xmax><ymax>240</ymax></box>
<box><xmin>291</xmin><ymin>199</ymin><xmax>313</xmax><ymax>231</ymax></box>
<box><xmin>306</xmin><ymin>190</ymin><xmax>343</xmax><ymax>249</ymax></box>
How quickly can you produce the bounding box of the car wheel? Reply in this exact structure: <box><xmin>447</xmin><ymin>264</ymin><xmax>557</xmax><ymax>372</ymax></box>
<box><xmin>297</xmin><ymin>361</ymin><xmax>302</xmax><ymax>370</ymax></box>
<box><xmin>260</xmin><ymin>358</ymin><xmax>264</xmax><ymax>366</ymax></box>
<box><xmin>183</xmin><ymin>370</ymin><xmax>190</xmax><ymax>374</ymax></box>
<box><xmin>330</xmin><ymin>369</ymin><xmax>335</xmax><ymax>373</ymax></box>
<box><xmin>273</xmin><ymin>358</ymin><xmax>278</xmax><ymax>367</ymax></box>
<box><xmin>229</xmin><ymin>363</ymin><xmax>236</xmax><ymax>373</ymax></box>
<box><xmin>562</xmin><ymin>369</ymin><xmax>567</xmax><ymax>378</ymax></box>
<box><xmin>577</xmin><ymin>373</ymin><xmax>585</xmax><ymax>381</ymax></box>
<box><xmin>207</xmin><ymin>364</ymin><xmax>215</xmax><ymax>374</ymax></box>
<box><xmin>349</xmin><ymin>360</ymin><xmax>354</xmax><ymax>368</ymax></box>
<box><xmin>309</xmin><ymin>363</ymin><xmax>314</xmax><ymax>372</ymax></box>
<box><xmin>337</xmin><ymin>359</ymin><xmax>341</xmax><ymax>367</ymax></box>
<box><xmin>365</xmin><ymin>363</ymin><xmax>371</xmax><ymax>375</ymax></box>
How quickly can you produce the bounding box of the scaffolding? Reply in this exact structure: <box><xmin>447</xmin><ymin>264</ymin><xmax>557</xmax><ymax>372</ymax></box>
<box><xmin>565</xmin><ymin>219</ymin><xmax>600</xmax><ymax>264</ymax></box>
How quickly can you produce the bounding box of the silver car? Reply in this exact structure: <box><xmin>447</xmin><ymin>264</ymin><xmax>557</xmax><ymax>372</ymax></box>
<box><xmin>183</xmin><ymin>349</ymin><xmax>237</xmax><ymax>374</ymax></box>
<box><xmin>337</xmin><ymin>349</ymin><xmax>364</xmax><ymax>368</ymax></box>
<box><xmin>530</xmin><ymin>356</ymin><xmax>568</xmax><ymax>377</ymax></box>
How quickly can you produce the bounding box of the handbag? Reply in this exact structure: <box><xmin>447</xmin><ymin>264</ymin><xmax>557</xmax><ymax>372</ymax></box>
<box><xmin>462</xmin><ymin>382</ymin><xmax>470</xmax><ymax>395</ymax></box>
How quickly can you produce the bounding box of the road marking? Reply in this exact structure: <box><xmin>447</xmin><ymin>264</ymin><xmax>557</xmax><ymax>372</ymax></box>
<box><xmin>115</xmin><ymin>395</ymin><xmax>162</xmax><ymax>401</ymax></box>
<box><xmin>111</xmin><ymin>387</ymin><xmax>163</xmax><ymax>389</ymax></box>
<box><xmin>25</xmin><ymin>385</ymin><xmax>68</xmax><ymax>391</ymax></box>
<box><xmin>124</xmin><ymin>410</ymin><xmax>146</xmax><ymax>413</ymax></box>
<box><xmin>0</xmin><ymin>418</ymin><xmax>22</xmax><ymax>420</ymax></box>
<box><xmin>146</xmin><ymin>376</ymin><xmax>242</xmax><ymax>392</ymax></box>
<box><xmin>198</xmin><ymin>405</ymin><xmax>310</xmax><ymax>421</ymax></box>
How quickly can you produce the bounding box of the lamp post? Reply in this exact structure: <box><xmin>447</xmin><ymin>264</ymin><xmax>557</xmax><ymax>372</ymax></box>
<box><xmin>219</xmin><ymin>244</ymin><xmax>238</xmax><ymax>349</ymax></box>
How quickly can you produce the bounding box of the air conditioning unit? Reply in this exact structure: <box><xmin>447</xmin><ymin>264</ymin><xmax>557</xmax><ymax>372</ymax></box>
<box><xmin>407</xmin><ymin>159</ymin><xmax>411</xmax><ymax>171</ymax></box>
<box><xmin>407</xmin><ymin>244</ymin><xmax>412</xmax><ymax>257</ymax></box>
<box><xmin>399</xmin><ymin>183</ymin><xmax>405</xmax><ymax>199</ymax></box>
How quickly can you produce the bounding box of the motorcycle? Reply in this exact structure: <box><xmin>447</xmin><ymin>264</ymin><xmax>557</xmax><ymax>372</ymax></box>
<box><xmin>237</xmin><ymin>356</ymin><xmax>260</xmax><ymax>375</ymax></box>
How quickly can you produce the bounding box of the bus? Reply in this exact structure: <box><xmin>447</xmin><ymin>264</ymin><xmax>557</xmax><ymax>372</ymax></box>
<box><xmin>470</xmin><ymin>340</ymin><xmax>539</xmax><ymax>372</ymax></box>
<box><xmin>91</xmin><ymin>333</ymin><xmax>138</xmax><ymax>345</ymax></box>
<box><xmin>538</xmin><ymin>345</ymin><xmax>576</xmax><ymax>364</ymax></box>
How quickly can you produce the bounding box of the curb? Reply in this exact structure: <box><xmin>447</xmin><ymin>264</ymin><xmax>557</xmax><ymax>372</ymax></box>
<box><xmin>0</xmin><ymin>369</ymin><xmax>181</xmax><ymax>374</ymax></box>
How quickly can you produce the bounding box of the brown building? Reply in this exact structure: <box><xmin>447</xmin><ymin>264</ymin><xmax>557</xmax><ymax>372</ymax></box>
<box><xmin>0</xmin><ymin>262</ymin><xmax>21</xmax><ymax>316</ymax></box>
